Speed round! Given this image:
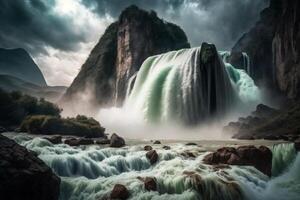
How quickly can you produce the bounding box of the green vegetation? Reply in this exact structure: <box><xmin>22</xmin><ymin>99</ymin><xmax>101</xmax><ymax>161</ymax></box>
<box><xmin>20</xmin><ymin>115</ymin><xmax>105</xmax><ymax>138</ymax></box>
<box><xmin>0</xmin><ymin>88</ymin><xmax>61</xmax><ymax>128</ymax></box>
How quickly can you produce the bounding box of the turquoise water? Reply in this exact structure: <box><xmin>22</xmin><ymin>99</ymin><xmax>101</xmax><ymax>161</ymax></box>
<box><xmin>11</xmin><ymin>135</ymin><xmax>300</xmax><ymax>200</ymax></box>
<box><xmin>125</xmin><ymin>46</ymin><xmax>260</xmax><ymax>124</ymax></box>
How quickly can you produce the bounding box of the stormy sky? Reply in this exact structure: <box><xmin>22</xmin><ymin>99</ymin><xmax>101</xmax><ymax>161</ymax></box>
<box><xmin>0</xmin><ymin>0</ymin><xmax>269</xmax><ymax>86</ymax></box>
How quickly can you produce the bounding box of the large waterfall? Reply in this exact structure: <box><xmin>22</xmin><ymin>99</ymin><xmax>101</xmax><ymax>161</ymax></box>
<box><xmin>125</xmin><ymin>43</ymin><xmax>260</xmax><ymax>124</ymax></box>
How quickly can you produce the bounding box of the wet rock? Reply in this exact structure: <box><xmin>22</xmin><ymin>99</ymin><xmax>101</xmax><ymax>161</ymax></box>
<box><xmin>0</xmin><ymin>134</ymin><xmax>60</xmax><ymax>200</ymax></box>
<box><xmin>182</xmin><ymin>171</ymin><xmax>203</xmax><ymax>192</ymax></box>
<box><xmin>144</xmin><ymin>145</ymin><xmax>153</xmax><ymax>151</ymax></box>
<box><xmin>64</xmin><ymin>138</ymin><xmax>94</xmax><ymax>146</ymax></box>
<box><xmin>203</xmin><ymin>145</ymin><xmax>272</xmax><ymax>176</ymax></box>
<box><xmin>0</xmin><ymin>126</ymin><xmax>6</xmax><ymax>133</ymax></box>
<box><xmin>181</xmin><ymin>151</ymin><xmax>196</xmax><ymax>158</ymax></box>
<box><xmin>137</xmin><ymin>177</ymin><xmax>157</xmax><ymax>191</ymax></box>
<box><xmin>44</xmin><ymin>135</ymin><xmax>62</xmax><ymax>144</ymax></box>
<box><xmin>95</xmin><ymin>138</ymin><xmax>110</xmax><ymax>145</ymax></box>
<box><xmin>146</xmin><ymin>150</ymin><xmax>158</xmax><ymax>164</ymax></box>
<box><xmin>153</xmin><ymin>140</ymin><xmax>161</xmax><ymax>144</ymax></box>
<box><xmin>162</xmin><ymin>145</ymin><xmax>171</xmax><ymax>150</ymax></box>
<box><xmin>110</xmin><ymin>184</ymin><xmax>129</xmax><ymax>200</ymax></box>
<box><xmin>294</xmin><ymin>139</ymin><xmax>300</xmax><ymax>151</ymax></box>
<box><xmin>185</xmin><ymin>142</ymin><xmax>197</xmax><ymax>146</ymax></box>
<box><xmin>110</xmin><ymin>133</ymin><xmax>125</xmax><ymax>147</ymax></box>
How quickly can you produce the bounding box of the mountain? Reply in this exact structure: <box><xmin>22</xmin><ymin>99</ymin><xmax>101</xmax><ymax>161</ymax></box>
<box><xmin>62</xmin><ymin>5</ymin><xmax>190</xmax><ymax>108</ymax></box>
<box><xmin>0</xmin><ymin>48</ymin><xmax>47</xmax><ymax>86</ymax></box>
<box><xmin>0</xmin><ymin>74</ymin><xmax>66</xmax><ymax>102</ymax></box>
<box><xmin>229</xmin><ymin>0</ymin><xmax>300</xmax><ymax>99</ymax></box>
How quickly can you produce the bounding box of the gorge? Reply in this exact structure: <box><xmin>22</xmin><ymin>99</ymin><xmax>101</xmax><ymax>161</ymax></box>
<box><xmin>1</xmin><ymin>0</ymin><xmax>300</xmax><ymax>200</ymax></box>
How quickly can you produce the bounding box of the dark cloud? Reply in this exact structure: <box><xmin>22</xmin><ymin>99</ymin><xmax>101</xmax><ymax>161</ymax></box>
<box><xmin>0</xmin><ymin>0</ymin><xmax>87</xmax><ymax>55</ymax></box>
<box><xmin>81</xmin><ymin>0</ymin><xmax>269</xmax><ymax>49</ymax></box>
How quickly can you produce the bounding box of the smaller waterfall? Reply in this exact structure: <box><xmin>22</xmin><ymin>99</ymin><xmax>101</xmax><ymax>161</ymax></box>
<box><xmin>271</xmin><ymin>143</ymin><xmax>297</xmax><ymax>176</ymax></box>
<box><xmin>219</xmin><ymin>51</ymin><xmax>251</xmax><ymax>75</ymax></box>
<box><xmin>242</xmin><ymin>52</ymin><xmax>251</xmax><ymax>76</ymax></box>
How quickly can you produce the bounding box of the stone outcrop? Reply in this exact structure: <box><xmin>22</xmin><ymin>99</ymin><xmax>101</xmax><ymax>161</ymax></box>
<box><xmin>110</xmin><ymin>184</ymin><xmax>129</xmax><ymax>200</ymax></box>
<box><xmin>226</xmin><ymin>102</ymin><xmax>300</xmax><ymax>140</ymax></box>
<box><xmin>203</xmin><ymin>145</ymin><xmax>272</xmax><ymax>176</ymax></box>
<box><xmin>137</xmin><ymin>177</ymin><xmax>157</xmax><ymax>191</ymax></box>
<box><xmin>272</xmin><ymin>0</ymin><xmax>300</xmax><ymax>99</ymax></box>
<box><xmin>229</xmin><ymin>0</ymin><xmax>281</xmax><ymax>88</ymax></box>
<box><xmin>44</xmin><ymin>135</ymin><xmax>62</xmax><ymax>144</ymax></box>
<box><xmin>146</xmin><ymin>150</ymin><xmax>158</xmax><ymax>165</ymax></box>
<box><xmin>64</xmin><ymin>138</ymin><xmax>94</xmax><ymax>146</ymax></box>
<box><xmin>110</xmin><ymin>133</ymin><xmax>125</xmax><ymax>147</ymax></box>
<box><xmin>230</xmin><ymin>0</ymin><xmax>300</xmax><ymax>100</ymax></box>
<box><xmin>62</xmin><ymin>5</ymin><xmax>190</xmax><ymax>108</ymax></box>
<box><xmin>0</xmin><ymin>134</ymin><xmax>60</xmax><ymax>200</ymax></box>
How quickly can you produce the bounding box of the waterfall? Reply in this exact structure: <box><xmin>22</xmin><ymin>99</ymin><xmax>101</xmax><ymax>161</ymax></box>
<box><xmin>271</xmin><ymin>143</ymin><xmax>296</xmax><ymax>176</ymax></box>
<box><xmin>125</xmin><ymin>43</ymin><xmax>260</xmax><ymax>124</ymax></box>
<box><xmin>219</xmin><ymin>51</ymin><xmax>251</xmax><ymax>75</ymax></box>
<box><xmin>242</xmin><ymin>52</ymin><xmax>251</xmax><ymax>76</ymax></box>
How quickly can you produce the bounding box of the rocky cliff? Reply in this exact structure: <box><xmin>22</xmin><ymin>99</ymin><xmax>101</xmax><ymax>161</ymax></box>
<box><xmin>62</xmin><ymin>5</ymin><xmax>190</xmax><ymax>108</ymax></box>
<box><xmin>229</xmin><ymin>0</ymin><xmax>281</xmax><ymax>88</ymax></box>
<box><xmin>0</xmin><ymin>48</ymin><xmax>47</xmax><ymax>86</ymax></box>
<box><xmin>273</xmin><ymin>0</ymin><xmax>300</xmax><ymax>99</ymax></box>
<box><xmin>0</xmin><ymin>134</ymin><xmax>60</xmax><ymax>200</ymax></box>
<box><xmin>230</xmin><ymin>0</ymin><xmax>300</xmax><ymax>100</ymax></box>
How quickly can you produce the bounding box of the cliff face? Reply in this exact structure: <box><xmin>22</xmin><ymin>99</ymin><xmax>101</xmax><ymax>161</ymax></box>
<box><xmin>0</xmin><ymin>48</ymin><xmax>47</xmax><ymax>86</ymax></box>
<box><xmin>273</xmin><ymin>0</ymin><xmax>300</xmax><ymax>99</ymax></box>
<box><xmin>115</xmin><ymin>6</ymin><xmax>190</xmax><ymax>104</ymax></box>
<box><xmin>63</xmin><ymin>5</ymin><xmax>190</xmax><ymax>108</ymax></box>
<box><xmin>230</xmin><ymin>0</ymin><xmax>300</xmax><ymax>99</ymax></box>
<box><xmin>229</xmin><ymin>0</ymin><xmax>281</xmax><ymax>88</ymax></box>
<box><xmin>0</xmin><ymin>134</ymin><xmax>60</xmax><ymax>200</ymax></box>
<box><xmin>63</xmin><ymin>22</ymin><xmax>118</xmax><ymax>107</ymax></box>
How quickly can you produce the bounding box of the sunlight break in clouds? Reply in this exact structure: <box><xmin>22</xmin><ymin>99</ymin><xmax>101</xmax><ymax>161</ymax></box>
<box><xmin>35</xmin><ymin>0</ymin><xmax>113</xmax><ymax>86</ymax></box>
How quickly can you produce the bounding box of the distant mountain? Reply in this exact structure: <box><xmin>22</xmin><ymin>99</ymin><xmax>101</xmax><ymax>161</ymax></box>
<box><xmin>0</xmin><ymin>48</ymin><xmax>47</xmax><ymax>86</ymax></box>
<box><xmin>62</xmin><ymin>5</ymin><xmax>190</xmax><ymax>108</ymax></box>
<box><xmin>0</xmin><ymin>74</ymin><xmax>66</xmax><ymax>102</ymax></box>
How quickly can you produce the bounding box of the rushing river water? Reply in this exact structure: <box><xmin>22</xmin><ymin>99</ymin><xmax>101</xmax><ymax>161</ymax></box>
<box><xmin>7</xmin><ymin>133</ymin><xmax>300</xmax><ymax>200</ymax></box>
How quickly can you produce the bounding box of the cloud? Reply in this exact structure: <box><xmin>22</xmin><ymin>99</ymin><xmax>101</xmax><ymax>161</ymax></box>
<box><xmin>81</xmin><ymin>0</ymin><xmax>269</xmax><ymax>49</ymax></box>
<box><xmin>0</xmin><ymin>0</ymin><xmax>113</xmax><ymax>86</ymax></box>
<box><xmin>0</xmin><ymin>0</ymin><xmax>269</xmax><ymax>86</ymax></box>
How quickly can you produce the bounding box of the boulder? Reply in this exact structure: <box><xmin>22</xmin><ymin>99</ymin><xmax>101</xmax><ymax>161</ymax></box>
<box><xmin>144</xmin><ymin>177</ymin><xmax>157</xmax><ymax>191</ymax></box>
<box><xmin>185</xmin><ymin>142</ymin><xmax>197</xmax><ymax>146</ymax></box>
<box><xmin>0</xmin><ymin>126</ymin><xmax>7</xmax><ymax>133</ymax></box>
<box><xmin>110</xmin><ymin>133</ymin><xmax>125</xmax><ymax>147</ymax></box>
<box><xmin>203</xmin><ymin>145</ymin><xmax>272</xmax><ymax>176</ymax></box>
<box><xmin>110</xmin><ymin>184</ymin><xmax>129</xmax><ymax>200</ymax></box>
<box><xmin>64</xmin><ymin>138</ymin><xmax>94</xmax><ymax>146</ymax></box>
<box><xmin>137</xmin><ymin>177</ymin><xmax>157</xmax><ymax>191</ymax></box>
<box><xmin>144</xmin><ymin>145</ymin><xmax>153</xmax><ymax>151</ymax></box>
<box><xmin>153</xmin><ymin>140</ymin><xmax>161</xmax><ymax>144</ymax></box>
<box><xmin>181</xmin><ymin>151</ymin><xmax>196</xmax><ymax>159</ymax></box>
<box><xmin>162</xmin><ymin>145</ymin><xmax>171</xmax><ymax>150</ymax></box>
<box><xmin>0</xmin><ymin>134</ymin><xmax>60</xmax><ymax>200</ymax></box>
<box><xmin>95</xmin><ymin>138</ymin><xmax>110</xmax><ymax>145</ymax></box>
<box><xmin>44</xmin><ymin>135</ymin><xmax>62</xmax><ymax>144</ymax></box>
<box><xmin>146</xmin><ymin>150</ymin><xmax>158</xmax><ymax>165</ymax></box>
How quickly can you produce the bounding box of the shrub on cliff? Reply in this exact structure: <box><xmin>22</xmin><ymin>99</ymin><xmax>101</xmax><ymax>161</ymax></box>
<box><xmin>20</xmin><ymin>115</ymin><xmax>105</xmax><ymax>138</ymax></box>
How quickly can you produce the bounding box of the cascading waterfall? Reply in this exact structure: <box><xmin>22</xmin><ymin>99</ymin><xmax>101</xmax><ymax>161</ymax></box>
<box><xmin>219</xmin><ymin>51</ymin><xmax>251</xmax><ymax>75</ymax></box>
<box><xmin>125</xmin><ymin>43</ymin><xmax>260</xmax><ymax>124</ymax></box>
<box><xmin>271</xmin><ymin>143</ymin><xmax>297</xmax><ymax>176</ymax></box>
<box><xmin>10</xmin><ymin>134</ymin><xmax>300</xmax><ymax>200</ymax></box>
